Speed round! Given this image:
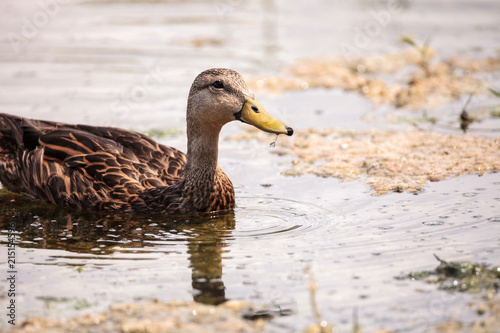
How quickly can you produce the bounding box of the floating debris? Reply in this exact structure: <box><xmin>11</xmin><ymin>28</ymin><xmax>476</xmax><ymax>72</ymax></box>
<box><xmin>231</xmin><ymin>128</ymin><xmax>500</xmax><ymax>195</ymax></box>
<box><xmin>402</xmin><ymin>254</ymin><xmax>500</xmax><ymax>298</ymax></box>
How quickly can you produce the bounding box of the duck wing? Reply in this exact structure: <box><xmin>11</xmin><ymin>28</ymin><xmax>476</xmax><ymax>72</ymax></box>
<box><xmin>0</xmin><ymin>113</ymin><xmax>186</xmax><ymax>211</ymax></box>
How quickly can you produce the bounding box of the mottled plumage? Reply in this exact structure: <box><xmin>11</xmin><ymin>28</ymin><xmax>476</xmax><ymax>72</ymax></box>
<box><xmin>0</xmin><ymin>68</ymin><xmax>292</xmax><ymax>214</ymax></box>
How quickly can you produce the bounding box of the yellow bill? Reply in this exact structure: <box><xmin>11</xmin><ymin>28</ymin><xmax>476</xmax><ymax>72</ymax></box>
<box><xmin>235</xmin><ymin>95</ymin><xmax>293</xmax><ymax>136</ymax></box>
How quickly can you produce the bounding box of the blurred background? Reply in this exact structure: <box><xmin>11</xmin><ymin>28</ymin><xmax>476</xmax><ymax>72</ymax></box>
<box><xmin>1</xmin><ymin>0</ymin><xmax>499</xmax><ymax>132</ymax></box>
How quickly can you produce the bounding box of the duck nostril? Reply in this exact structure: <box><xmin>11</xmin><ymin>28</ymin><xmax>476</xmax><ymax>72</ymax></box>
<box><xmin>251</xmin><ymin>105</ymin><xmax>259</xmax><ymax>113</ymax></box>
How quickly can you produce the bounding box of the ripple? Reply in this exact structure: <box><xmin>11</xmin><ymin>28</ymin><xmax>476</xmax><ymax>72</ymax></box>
<box><xmin>233</xmin><ymin>197</ymin><xmax>335</xmax><ymax>239</ymax></box>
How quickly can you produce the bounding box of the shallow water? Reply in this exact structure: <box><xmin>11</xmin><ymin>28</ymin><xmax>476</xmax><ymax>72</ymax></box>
<box><xmin>1</xmin><ymin>0</ymin><xmax>500</xmax><ymax>332</ymax></box>
<box><xmin>1</xmin><ymin>172</ymin><xmax>500</xmax><ymax>331</ymax></box>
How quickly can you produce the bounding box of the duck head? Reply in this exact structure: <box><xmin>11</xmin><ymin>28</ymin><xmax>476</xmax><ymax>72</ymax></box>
<box><xmin>187</xmin><ymin>68</ymin><xmax>293</xmax><ymax>136</ymax></box>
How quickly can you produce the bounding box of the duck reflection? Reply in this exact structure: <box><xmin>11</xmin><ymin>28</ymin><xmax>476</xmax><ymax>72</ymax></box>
<box><xmin>187</xmin><ymin>215</ymin><xmax>234</xmax><ymax>305</ymax></box>
<box><xmin>0</xmin><ymin>190</ymin><xmax>234</xmax><ymax>305</ymax></box>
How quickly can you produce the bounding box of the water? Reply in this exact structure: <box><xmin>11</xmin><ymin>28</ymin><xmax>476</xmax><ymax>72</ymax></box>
<box><xmin>1</xmin><ymin>172</ymin><xmax>499</xmax><ymax>331</ymax></box>
<box><xmin>1</xmin><ymin>0</ymin><xmax>500</xmax><ymax>332</ymax></box>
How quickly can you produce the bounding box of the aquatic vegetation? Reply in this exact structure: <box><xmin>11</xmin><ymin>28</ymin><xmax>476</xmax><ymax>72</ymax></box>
<box><xmin>451</xmin><ymin>87</ymin><xmax>500</xmax><ymax>133</ymax></box>
<box><xmin>396</xmin><ymin>258</ymin><xmax>500</xmax><ymax>333</ymax></box>
<box><xmin>140</xmin><ymin>127</ymin><xmax>183</xmax><ymax>139</ymax></box>
<box><xmin>37</xmin><ymin>296</ymin><xmax>95</xmax><ymax>311</ymax></box>
<box><xmin>439</xmin><ymin>300</ymin><xmax>500</xmax><ymax>333</ymax></box>
<box><xmin>404</xmin><ymin>255</ymin><xmax>500</xmax><ymax>297</ymax></box>
<box><xmin>248</xmin><ymin>48</ymin><xmax>500</xmax><ymax>110</ymax></box>
<box><xmin>399</xmin><ymin>35</ymin><xmax>433</xmax><ymax>76</ymax></box>
<box><xmin>10</xmin><ymin>300</ymin><xmax>269</xmax><ymax>333</ymax></box>
<box><xmin>231</xmin><ymin>128</ymin><xmax>500</xmax><ymax>195</ymax></box>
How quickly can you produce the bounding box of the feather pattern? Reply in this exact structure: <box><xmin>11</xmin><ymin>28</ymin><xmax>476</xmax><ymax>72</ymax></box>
<box><xmin>0</xmin><ymin>113</ymin><xmax>201</xmax><ymax>213</ymax></box>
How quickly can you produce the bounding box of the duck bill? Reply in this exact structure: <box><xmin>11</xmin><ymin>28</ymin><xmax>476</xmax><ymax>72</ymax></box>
<box><xmin>235</xmin><ymin>95</ymin><xmax>293</xmax><ymax>136</ymax></box>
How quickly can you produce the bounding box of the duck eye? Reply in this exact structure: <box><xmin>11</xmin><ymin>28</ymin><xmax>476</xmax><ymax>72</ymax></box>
<box><xmin>212</xmin><ymin>80</ymin><xmax>224</xmax><ymax>89</ymax></box>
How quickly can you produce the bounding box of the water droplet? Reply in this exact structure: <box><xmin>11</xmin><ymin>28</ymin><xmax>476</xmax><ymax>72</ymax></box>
<box><xmin>487</xmin><ymin>217</ymin><xmax>500</xmax><ymax>222</ymax></box>
<box><xmin>422</xmin><ymin>220</ymin><xmax>445</xmax><ymax>226</ymax></box>
<box><xmin>269</xmin><ymin>135</ymin><xmax>278</xmax><ymax>148</ymax></box>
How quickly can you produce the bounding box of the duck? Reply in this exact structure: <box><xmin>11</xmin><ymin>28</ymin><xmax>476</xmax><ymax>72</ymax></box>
<box><xmin>0</xmin><ymin>68</ymin><xmax>293</xmax><ymax>214</ymax></box>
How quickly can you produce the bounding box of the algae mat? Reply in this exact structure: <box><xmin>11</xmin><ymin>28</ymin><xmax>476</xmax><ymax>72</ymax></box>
<box><xmin>232</xmin><ymin>129</ymin><xmax>500</xmax><ymax>195</ymax></box>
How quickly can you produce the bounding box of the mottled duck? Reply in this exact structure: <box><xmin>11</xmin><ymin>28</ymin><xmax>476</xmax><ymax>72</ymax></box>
<box><xmin>0</xmin><ymin>68</ymin><xmax>293</xmax><ymax>214</ymax></box>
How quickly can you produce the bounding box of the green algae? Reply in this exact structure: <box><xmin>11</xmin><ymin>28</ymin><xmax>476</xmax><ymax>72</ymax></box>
<box><xmin>404</xmin><ymin>255</ymin><xmax>500</xmax><ymax>298</ymax></box>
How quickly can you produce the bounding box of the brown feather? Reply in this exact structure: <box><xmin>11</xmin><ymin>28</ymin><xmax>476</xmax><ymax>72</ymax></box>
<box><xmin>0</xmin><ymin>113</ymin><xmax>233</xmax><ymax>214</ymax></box>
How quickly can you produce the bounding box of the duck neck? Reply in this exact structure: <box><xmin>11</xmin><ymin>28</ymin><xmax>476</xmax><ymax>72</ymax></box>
<box><xmin>186</xmin><ymin>117</ymin><xmax>221</xmax><ymax>176</ymax></box>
